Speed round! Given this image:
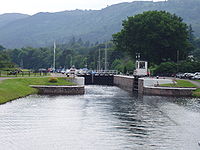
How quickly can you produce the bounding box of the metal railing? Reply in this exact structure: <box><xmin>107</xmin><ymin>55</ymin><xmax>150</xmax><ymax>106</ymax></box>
<box><xmin>0</xmin><ymin>71</ymin><xmax>48</xmax><ymax>77</ymax></box>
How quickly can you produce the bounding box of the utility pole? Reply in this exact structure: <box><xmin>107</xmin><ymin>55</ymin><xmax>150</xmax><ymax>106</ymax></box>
<box><xmin>98</xmin><ymin>48</ymin><xmax>101</xmax><ymax>72</ymax></box>
<box><xmin>104</xmin><ymin>43</ymin><xmax>108</xmax><ymax>71</ymax></box>
<box><xmin>20</xmin><ymin>59</ymin><xmax>23</xmax><ymax>69</ymax></box>
<box><xmin>177</xmin><ymin>50</ymin><xmax>179</xmax><ymax>72</ymax></box>
<box><xmin>53</xmin><ymin>42</ymin><xmax>56</xmax><ymax>72</ymax></box>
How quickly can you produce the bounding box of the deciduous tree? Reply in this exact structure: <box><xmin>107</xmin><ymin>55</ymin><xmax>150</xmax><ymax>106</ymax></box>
<box><xmin>113</xmin><ymin>11</ymin><xmax>192</xmax><ymax>64</ymax></box>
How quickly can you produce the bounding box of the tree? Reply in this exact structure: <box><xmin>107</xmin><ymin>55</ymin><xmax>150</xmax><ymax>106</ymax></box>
<box><xmin>0</xmin><ymin>45</ymin><xmax>5</xmax><ymax>51</ymax></box>
<box><xmin>113</xmin><ymin>11</ymin><xmax>192</xmax><ymax>64</ymax></box>
<box><xmin>0</xmin><ymin>51</ymin><xmax>14</xmax><ymax>68</ymax></box>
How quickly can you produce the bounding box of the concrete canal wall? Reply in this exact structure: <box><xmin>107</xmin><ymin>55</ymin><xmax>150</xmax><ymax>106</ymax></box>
<box><xmin>140</xmin><ymin>86</ymin><xmax>196</xmax><ymax>96</ymax></box>
<box><xmin>138</xmin><ymin>78</ymin><xmax>196</xmax><ymax>96</ymax></box>
<box><xmin>114</xmin><ymin>75</ymin><xmax>196</xmax><ymax>96</ymax></box>
<box><xmin>30</xmin><ymin>85</ymin><xmax>85</xmax><ymax>95</ymax></box>
<box><xmin>114</xmin><ymin>75</ymin><xmax>135</xmax><ymax>92</ymax></box>
<box><xmin>29</xmin><ymin>77</ymin><xmax>85</xmax><ymax>95</ymax></box>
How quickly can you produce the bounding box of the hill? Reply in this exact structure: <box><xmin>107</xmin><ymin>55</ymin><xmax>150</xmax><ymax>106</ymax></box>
<box><xmin>0</xmin><ymin>0</ymin><xmax>199</xmax><ymax>48</ymax></box>
<box><xmin>0</xmin><ymin>13</ymin><xmax>29</xmax><ymax>28</ymax></box>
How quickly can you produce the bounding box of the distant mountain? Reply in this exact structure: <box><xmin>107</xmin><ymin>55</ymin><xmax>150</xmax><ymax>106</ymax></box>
<box><xmin>0</xmin><ymin>0</ymin><xmax>200</xmax><ymax>48</ymax></box>
<box><xmin>0</xmin><ymin>13</ymin><xmax>29</xmax><ymax>28</ymax></box>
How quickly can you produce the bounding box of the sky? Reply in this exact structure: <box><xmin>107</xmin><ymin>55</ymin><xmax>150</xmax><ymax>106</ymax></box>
<box><xmin>0</xmin><ymin>0</ymin><xmax>165</xmax><ymax>15</ymax></box>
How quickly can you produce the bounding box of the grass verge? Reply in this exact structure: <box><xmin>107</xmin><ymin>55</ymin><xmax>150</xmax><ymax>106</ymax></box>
<box><xmin>161</xmin><ymin>79</ymin><xmax>200</xmax><ymax>97</ymax></box>
<box><xmin>160</xmin><ymin>80</ymin><xmax>197</xmax><ymax>88</ymax></box>
<box><xmin>0</xmin><ymin>77</ymin><xmax>75</xmax><ymax>104</ymax></box>
<box><xmin>192</xmin><ymin>88</ymin><xmax>200</xmax><ymax>97</ymax></box>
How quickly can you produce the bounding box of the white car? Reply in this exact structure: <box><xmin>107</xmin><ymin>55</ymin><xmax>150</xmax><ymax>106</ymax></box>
<box><xmin>192</xmin><ymin>75</ymin><xmax>200</xmax><ymax>80</ymax></box>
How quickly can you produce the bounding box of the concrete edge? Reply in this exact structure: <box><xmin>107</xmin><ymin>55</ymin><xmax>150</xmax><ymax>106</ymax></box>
<box><xmin>144</xmin><ymin>86</ymin><xmax>197</xmax><ymax>90</ymax></box>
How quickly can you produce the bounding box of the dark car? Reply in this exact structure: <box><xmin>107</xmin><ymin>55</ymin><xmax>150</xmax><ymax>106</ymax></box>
<box><xmin>8</xmin><ymin>71</ymin><xmax>17</xmax><ymax>75</ymax></box>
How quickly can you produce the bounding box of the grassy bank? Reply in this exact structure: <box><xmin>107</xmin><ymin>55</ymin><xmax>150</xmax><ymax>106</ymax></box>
<box><xmin>0</xmin><ymin>77</ymin><xmax>75</xmax><ymax>104</ymax></box>
<box><xmin>192</xmin><ymin>88</ymin><xmax>200</xmax><ymax>97</ymax></box>
<box><xmin>161</xmin><ymin>79</ymin><xmax>200</xmax><ymax>97</ymax></box>
<box><xmin>160</xmin><ymin>80</ymin><xmax>197</xmax><ymax>88</ymax></box>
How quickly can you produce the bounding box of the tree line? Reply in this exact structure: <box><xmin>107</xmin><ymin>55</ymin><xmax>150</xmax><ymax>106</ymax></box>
<box><xmin>0</xmin><ymin>38</ymin><xmax>134</xmax><ymax>73</ymax></box>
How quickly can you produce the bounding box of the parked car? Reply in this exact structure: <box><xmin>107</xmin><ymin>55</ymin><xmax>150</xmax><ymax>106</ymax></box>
<box><xmin>192</xmin><ymin>75</ymin><xmax>200</xmax><ymax>80</ymax></box>
<box><xmin>61</xmin><ymin>69</ymin><xmax>66</xmax><ymax>74</ymax></box>
<box><xmin>8</xmin><ymin>71</ymin><xmax>17</xmax><ymax>75</ymax></box>
<box><xmin>186</xmin><ymin>73</ymin><xmax>195</xmax><ymax>79</ymax></box>
<box><xmin>176</xmin><ymin>73</ymin><xmax>184</xmax><ymax>78</ymax></box>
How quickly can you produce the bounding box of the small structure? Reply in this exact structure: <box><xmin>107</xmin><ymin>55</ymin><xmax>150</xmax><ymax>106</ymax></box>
<box><xmin>133</xmin><ymin>60</ymin><xmax>148</xmax><ymax>76</ymax></box>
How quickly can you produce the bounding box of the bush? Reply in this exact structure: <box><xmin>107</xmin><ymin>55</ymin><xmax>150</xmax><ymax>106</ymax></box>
<box><xmin>154</xmin><ymin>62</ymin><xmax>177</xmax><ymax>76</ymax></box>
<box><xmin>48</xmin><ymin>77</ymin><xmax>58</xmax><ymax>83</ymax></box>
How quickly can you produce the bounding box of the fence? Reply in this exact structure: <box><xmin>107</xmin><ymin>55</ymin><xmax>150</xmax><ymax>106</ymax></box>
<box><xmin>0</xmin><ymin>71</ymin><xmax>48</xmax><ymax>77</ymax></box>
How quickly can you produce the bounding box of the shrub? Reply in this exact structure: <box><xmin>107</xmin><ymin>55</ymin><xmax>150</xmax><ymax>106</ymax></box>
<box><xmin>48</xmin><ymin>77</ymin><xmax>58</xmax><ymax>83</ymax></box>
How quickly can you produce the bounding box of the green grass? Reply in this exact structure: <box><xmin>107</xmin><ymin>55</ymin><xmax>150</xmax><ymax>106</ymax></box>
<box><xmin>192</xmin><ymin>88</ymin><xmax>200</xmax><ymax>97</ymax></box>
<box><xmin>160</xmin><ymin>80</ymin><xmax>197</xmax><ymax>88</ymax></box>
<box><xmin>0</xmin><ymin>77</ymin><xmax>75</xmax><ymax>104</ymax></box>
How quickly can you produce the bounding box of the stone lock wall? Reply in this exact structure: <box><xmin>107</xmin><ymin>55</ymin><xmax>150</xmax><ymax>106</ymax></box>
<box><xmin>30</xmin><ymin>85</ymin><xmax>85</xmax><ymax>95</ymax></box>
<box><xmin>113</xmin><ymin>75</ymin><xmax>135</xmax><ymax>92</ymax></box>
<box><xmin>138</xmin><ymin>78</ymin><xmax>196</xmax><ymax>96</ymax></box>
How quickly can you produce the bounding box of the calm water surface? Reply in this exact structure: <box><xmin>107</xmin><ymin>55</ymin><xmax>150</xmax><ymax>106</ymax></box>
<box><xmin>0</xmin><ymin>85</ymin><xmax>200</xmax><ymax>150</ymax></box>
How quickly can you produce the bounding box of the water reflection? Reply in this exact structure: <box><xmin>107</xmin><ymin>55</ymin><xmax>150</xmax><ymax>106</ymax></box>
<box><xmin>0</xmin><ymin>85</ymin><xmax>200</xmax><ymax>150</ymax></box>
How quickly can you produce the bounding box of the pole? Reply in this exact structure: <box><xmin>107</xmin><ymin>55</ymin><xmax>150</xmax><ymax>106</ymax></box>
<box><xmin>53</xmin><ymin>41</ymin><xmax>56</xmax><ymax>72</ymax></box>
<box><xmin>105</xmin><ymin>43</ymin><xmax>108</xmax><ymax>71</ymax></box>
<box><xmin>98</xmin><ymin>48</ymin><xmax>101</xmax><ymax>72</ymax></box>
<box><xmin>177</xmin><ymin>50</ymin><xmax>179</xmax><ymax>72</ymax></box>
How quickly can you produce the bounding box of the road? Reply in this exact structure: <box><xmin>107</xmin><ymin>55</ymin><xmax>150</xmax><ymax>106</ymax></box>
<box><xmin>188</xmin><ymin>80</ymin><xmax>200</xmax><ymax>88</ymax></box>
<box><xmin>0</xmin><ymin>77</ymin><xmax>16</xmax><ymax>81</ymax></box>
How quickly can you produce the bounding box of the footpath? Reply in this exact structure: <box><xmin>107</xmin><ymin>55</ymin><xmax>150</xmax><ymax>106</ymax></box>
<box><xmin>188</xmin><ymin>80</ymin><xmax>200</xmax><ymax>88</ymax></box>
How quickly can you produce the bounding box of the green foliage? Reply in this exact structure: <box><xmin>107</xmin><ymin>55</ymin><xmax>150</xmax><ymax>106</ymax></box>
<box><xmin>154</xmin><ymin>60</ymin><xmax>200</xmax><ymax>76</ymax></box>
<box><xmin>191</xmin><ymin>38</ymin><xmax>200</xmax><ymax>60</ymax></box>
<box><xmin>154</xmin><ymin>62</ymin><xmax>177</xmax><ymax>76</ymax></box>
<box><xmin>111</xmin><ymin>59</ymin><xmax>135</xmax><ymax>73</ymax></box>
<box><xmin>193</xmin><ymin>88</ymin><xmax>200</xmax><ymax>97</ymax></box>
<box><xmin>0</xmin><ymin>50</ymin><xmax>14</xmax><ymax>68</ymax></box>
<box><xmin>48</xmin><ymin>77</ymin><xmax>58</xmax><ymax>83</ymax></box>
<box><xmin>0</xmin><ymin>45</ymin><xmax>5</xmax><ymax>51</ymax></box>
<box><xmin>113</xmin><ymin>11</ymin><xmax>191</xmax><ymax>64</ymax></box>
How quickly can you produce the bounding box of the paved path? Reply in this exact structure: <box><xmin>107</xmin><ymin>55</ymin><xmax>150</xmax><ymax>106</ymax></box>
<box><xmin>187</xmin><ymin>80</ymin><xmax>200</xmax><ymax>88</ymax></box>
<box><xmin>0</xmin><ymin>77</ymin><xmax>16</xmax><ymax>81</ymax></box>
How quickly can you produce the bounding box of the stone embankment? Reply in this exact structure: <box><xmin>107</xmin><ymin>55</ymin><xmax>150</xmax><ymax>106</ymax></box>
<box><xmin>114</xmin><ymin>75</ymin><xmax>197</xmax><ymax>96</ymax></box>
<box><xmin>31</xmin><ymin>76</ymin><xmax>85</xmax><ymax>95</ymax></box>
<box><xmin>114</xmin><ymin>75</ymin><xmax>135</xmax><ymax>92</ymax></box>
<box><xmin>30</xmin><ymin>85</ymin><xmax>85</xmax><ymax>95</ymax></box>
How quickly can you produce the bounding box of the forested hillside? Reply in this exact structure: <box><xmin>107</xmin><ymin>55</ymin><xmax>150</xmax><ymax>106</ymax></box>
<box><xmin>0</xmin><ymin>0</ymin><xmax>199</xmax><ymax>48</ymax></box>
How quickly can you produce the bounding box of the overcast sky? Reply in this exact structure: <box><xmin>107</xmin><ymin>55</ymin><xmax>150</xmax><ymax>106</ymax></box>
<box><xmin>0</xmin><ymin>0</ymin><xmax>165</xmax><ymax>15</ymax></box>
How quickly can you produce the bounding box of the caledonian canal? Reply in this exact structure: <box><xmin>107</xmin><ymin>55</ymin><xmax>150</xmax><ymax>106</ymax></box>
<box><xmin>0</xmin><ymin>85</ymin><xmax>200</xmax><ymax>150</ymax></box>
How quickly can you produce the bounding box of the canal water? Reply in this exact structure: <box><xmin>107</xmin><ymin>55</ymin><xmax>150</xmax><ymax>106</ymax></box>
<box><xmin>0</xmin><ymin>86</ymin><xmax>200</xmax><ymax>150</ymax></box>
